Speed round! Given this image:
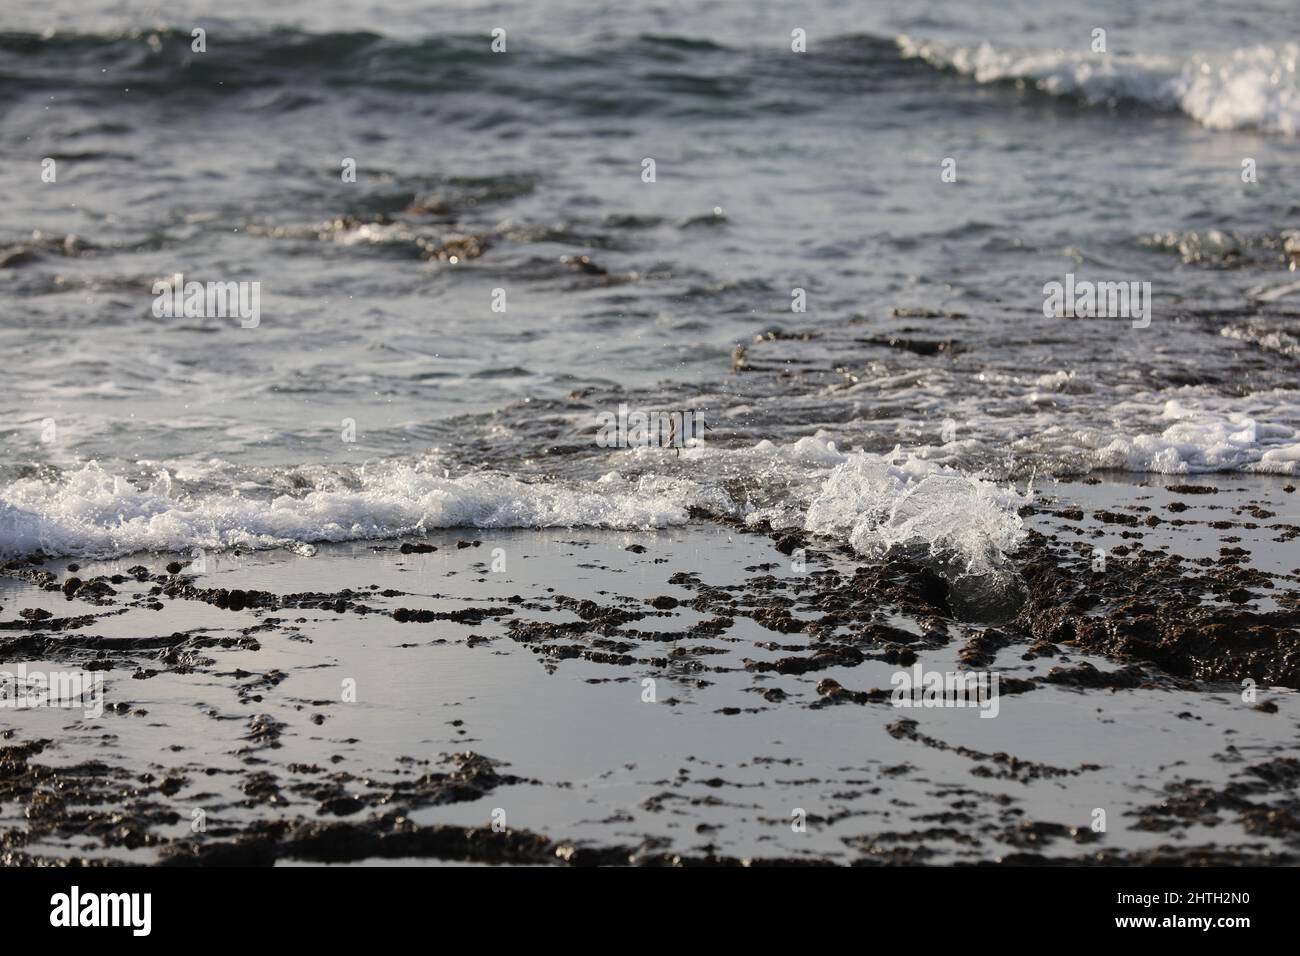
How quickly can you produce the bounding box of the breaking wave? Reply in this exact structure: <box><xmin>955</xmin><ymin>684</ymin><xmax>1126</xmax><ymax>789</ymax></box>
<box><xmin>2</xmin><ymin>404</ymin><xmax>1294</xmax><ymax>562</ymax></box>
<box><xmin>897</xmin><ymin>35</ymin><xmax>1300</xmax><ymax>135</ymax></box>
<box><xmin>0</xmin><ymin>440</ymin><xmax>1031</xmax><ymax>574</ymax></box>
<box><xmin>0</xmin><ymin>462</ymin><xmax>706</xmax><ymax>560</ymax></box>
<box><xmin>802</xmin><ymin>453</ymin><xmax>1026</xmax><ymax>577</ymax></box>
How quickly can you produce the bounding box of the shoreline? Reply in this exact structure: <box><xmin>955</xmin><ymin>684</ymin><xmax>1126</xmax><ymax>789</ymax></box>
<box><xmin>2</xmin><ymin>474</ymin><xmax>1298</xmax><ymax>866</ymax></box>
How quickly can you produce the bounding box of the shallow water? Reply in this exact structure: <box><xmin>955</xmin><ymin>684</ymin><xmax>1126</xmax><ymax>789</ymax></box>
<box><xmin>3</xmin><ymin>522</ymin><xmax>1296</xmax><ymax>864</ymax></box>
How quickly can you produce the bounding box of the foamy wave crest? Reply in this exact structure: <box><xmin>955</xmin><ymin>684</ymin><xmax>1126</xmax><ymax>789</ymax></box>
<box><xmin>897</xmin><ymin>36</ymin><xmax>1300</xmax><ymax>135</ymax></box>
<box><xmin>682</xmin><ymin>438</ymin><xmax>1028</xmax><ymax>578</ymax></box>
<box><xmin>0</xmin><ymin>462</ymin><xmax>706</xmax><ymax>559</ymax></box>
<box><xmin>803</xmin><ymin>452</ymin><xmax>1026</xmax><ymax>577</ymax></box>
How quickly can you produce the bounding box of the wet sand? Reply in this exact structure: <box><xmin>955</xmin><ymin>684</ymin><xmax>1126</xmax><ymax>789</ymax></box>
<box><xmin>2</xmin><ymin>475</ymin><xmax>1298</xmax><ymax>866</ymax></box>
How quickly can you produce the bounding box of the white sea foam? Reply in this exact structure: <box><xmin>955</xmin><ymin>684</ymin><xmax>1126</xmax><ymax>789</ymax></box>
<box><xmin>3</xmin><ymin>401</ymin><xmax>1294</xmax><ymax>562</ymax></box>
<box><xmin>0</xmin><ymin>437</ymin><xmax>1032</xmax><ymax>570</ymax></box>
<box><xmin>1220</xmin><ymin>322</ymin><xmax>1300</xmax><ymax>357</ymax></box>
<box><xmin>0</xmin><ymin>462</ymin><xmax>703</xmax><ymax>559</ymax></box>
<box><xmin>897</xmin><ymin>36</ymin><xmax>1300</xmax><ymax>135</ymax></box>
<box><xmin>803</xmin><ymin>452</ymin><xmax>1026</xmax><ymax>576</ymax></box>
<box><xmin>681</xmin><ymin>438</ymin><xmax>1029</xmax><ymax>575</ymax></box>
<box><xmin>1085</xmin><ymin>398</ymin><xmax>1300</xmax><ymax>474</ymax></box>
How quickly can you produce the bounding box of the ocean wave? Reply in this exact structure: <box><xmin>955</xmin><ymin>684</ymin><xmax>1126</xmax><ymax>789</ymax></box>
<box><xmin>3</xmin><ymin>403</ymin><xmax>1295</xmax><ymax>562</ymax></box>
<box><xmin>802</xmin><ymin>452</ymin><xmax>1026</xmax><ymax>577</ymax></box>
<box><xmin>0</xmin><ymin>439</ymin><xmax>1029</xmax><ymax>567</ymax></box>
<box><xmin>0</xmin><ymin>462</ymin><xmax>706</xmax><ymax>560</ymax></box>
<box><xmin>10</xmin><ymin>25</ymin><xmax>1294</xmax><ymax>134</ymax></box>
<box><xmin>0</xmin><ymin>27</ymin><xmax>751</xmax><ymax>101</ymax></box>
<box><xmin>897</xmin><ymin>35</ymin><xmax>1300</xmax><ymax>135</ymax></box>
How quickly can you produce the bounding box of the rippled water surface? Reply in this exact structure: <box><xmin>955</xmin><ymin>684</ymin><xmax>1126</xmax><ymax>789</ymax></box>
<box><xmin>2</xmin><ymin>0</ymin><xmax>1299</xmax><ymax>558</ymax></box>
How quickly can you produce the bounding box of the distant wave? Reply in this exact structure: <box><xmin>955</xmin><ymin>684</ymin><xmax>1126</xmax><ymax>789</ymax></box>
<box><xmin>6</xmin><ymin>26</ymin><xmax>1294</xmax><ymax>134</ymax></box>
<box><xmin>898</xmin><ymin>35</ymin><xmax>1300</xmax><ymax>135</ymax></box>
<box><xmin>0</xmin><ymin>28</ymin><xmax>516</xmax><ymax>96</ymax></box>
<box><xmin>0</xmin><ymin>27</ymin><xmax>779</xmax><ymax>97</ymax></box>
